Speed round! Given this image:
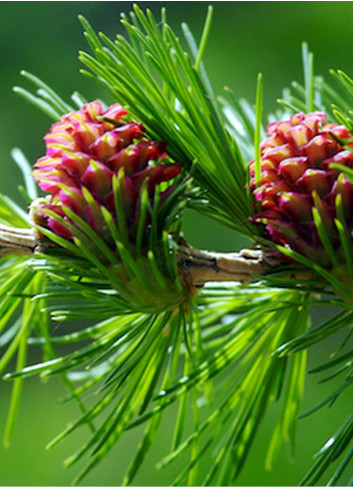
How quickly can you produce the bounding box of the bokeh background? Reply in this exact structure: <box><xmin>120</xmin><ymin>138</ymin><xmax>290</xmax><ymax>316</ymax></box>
<box><xmin>1</xmin><ymin>1</ymin><xmax>353</xmax><ymax>486</ymax></box>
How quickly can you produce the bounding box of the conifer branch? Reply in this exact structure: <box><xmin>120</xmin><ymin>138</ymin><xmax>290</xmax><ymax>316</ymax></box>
<box><xmin>177</xmin><ymin>243</ymin><xmax>273</xmax><ymax>287</ymax></box>
<box><xmin>0</xmin><ymin>223</ymin><xmax>36</xmax><ymax>257</ymax></box>
<box><xmin>0</xmin><ymin>223</ymin><xmax>274</xmax><ymax>285</ymax></box>
<box><xmin>4</xmin><ymin>8</ymin><xmax>353</xmax><ymax>485</ymax></box>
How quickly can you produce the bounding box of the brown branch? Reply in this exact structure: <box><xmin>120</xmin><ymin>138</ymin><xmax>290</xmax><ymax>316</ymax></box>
<box><xmin>0</xmin><ymin>223</ymin><xmax>37</xmax><ymax>257</ymax></box>
<box><xmin>177</xmin><ymin>243</ymin><xmax>275</xmax><ymax>288</ymax></box>
<box><xmin>0</xmin><ymin>224</ymin><xmax>275</xmax><ymax>286</ymax></box>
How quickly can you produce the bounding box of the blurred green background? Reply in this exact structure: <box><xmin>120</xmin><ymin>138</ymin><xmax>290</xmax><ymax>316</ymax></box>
<box><xmin>1</xmin><ymin>1</ymin><xmax>353</xmax><ymax>486</ymax></box>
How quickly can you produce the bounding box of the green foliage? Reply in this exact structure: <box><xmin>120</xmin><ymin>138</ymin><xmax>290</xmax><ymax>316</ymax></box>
<box><xmin>78</xmin><ymin>6</ymin><xmax>255</xmax><ymax>236</ymax></box>
<box><xmin>2</xmin><ymin>4</ymin><xmax>353</xmax><ymax>487</ymax></box>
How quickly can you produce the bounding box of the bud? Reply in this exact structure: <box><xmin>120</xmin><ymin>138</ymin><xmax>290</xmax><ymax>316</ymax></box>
<box><xmin>32</xmin><ymin>102</ymin><xmax>184</xmax><ymax>312</ymax></box>
<box><xmin>249</xmin><ymin>112</ymin><xmax>353</xmax><ymax>266</ymax></box>
<box><xmin>33</xmin><ymin>101</ymin><xmax>181</xmax><ymax>246</ymax></box>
